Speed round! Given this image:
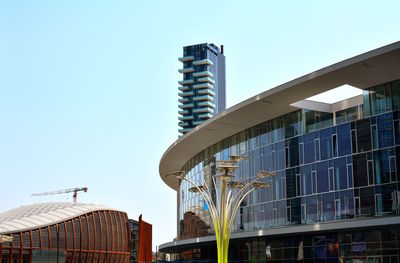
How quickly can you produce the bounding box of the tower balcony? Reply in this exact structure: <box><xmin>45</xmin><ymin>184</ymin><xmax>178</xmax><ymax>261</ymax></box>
<box><xmin>178</xmin><ymin>86</ymin><xmax>190</xmax><ymax>92</ymax></box>
<box><xmin>178</xmin><ymin>103</ymin><xmax>194</xmax><ymax>109</ymax></box>
<box><xmin>193</xmin><ymin>59</ymin><xmax>214</xmax><ymax>66</ymax></box>
<box><xmin>178</xmin><ymin>79</ymin><xmax>194</xmax><ymax>85</ymax></box>
<box><xmin>179</xmin><ymin>90</ymin><xmax>194</xmax><ymax>97</ymax></box>
<box><xmin>178</xmin><ymin>98</ymin><xmax>189</xmax><ymax>103</ymax></box>
<box><xmin>178</xmin><ymin>56</ymin><xmax>195</xmax><ymax>62</ymax></box>
<box><xmin>193</xmin><ymin>83</ymin><xmax>213</xmax><ymax>89</ymax></box>
<box><xmin>198</xmin><ymin>112</ymin><xmax>214</xmax><ymax>119</ymax></box>
<box><xmin>178</xmin><ymin>110</ymin><xmax>190</xmax><ymax>115</ymax></box>
<box><xmin>198</xmin><ymin>77</ymin><xmax>215</xmax><ymax>84</ymax></box>
<box><xmin>198</xmin><ymin>88</ymin><xmax>216</xmax><ymax>96</ymax></box>
<box><xmin>178</xmin><ymin>122</ymin><xmax>189</xmax><ymax>127</ymax></box>
<box><xmin>179</xmin><ymin>127</ymin><xmax>192</xmax><ymax>134</ymax></box>
<box><xmin>192</xmin><ymin>120</ymin><xmax>205</xmax><ymax>126</ymax></box>
<box><xmin>178</xmin><ymin>67</ymin><xmax>195</xmax><ymax>73</ymax></box>
<box><xmin>193</xmin><ymin>71</ymin><xmax>213</xmax><ymax>78</ymax></box>
<box><xmin>193</xmin><ymin>107</ymin><xmax>214</xmax><ymax>114</ymax></box>
<box><xmin>178</xmin><ymin>115</ymin><xmax>194</xmax><ymax>121</ymax></box>
<box><xmin>198</xmin><ymin>101</ymin><xmax>215</xmax><ymax>108</ymax></box>
<box><xmin>193</xmin><ymin>95</ymin><xmax>214</xmax><ymax>102</ymax></box>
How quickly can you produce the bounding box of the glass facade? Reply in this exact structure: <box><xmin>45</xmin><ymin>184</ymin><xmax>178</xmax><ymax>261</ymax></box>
<box><xmin>0</xmin><ymin>210</ymin><xmax>130</xmax><ymax>263</ymax></box>
<box><xmin>177</xmin><ymin>80</ymin><xmax>400</xmax><ymax>257</ymax></box>
<box><xmin>179</xmin><ymin>227</ymin><xmax>400</xmax><ymax>263</ymax></box>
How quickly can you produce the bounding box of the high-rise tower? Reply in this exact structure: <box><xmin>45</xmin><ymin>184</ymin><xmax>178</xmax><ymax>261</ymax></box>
<box><xmin>178</xmin><ymin>43</ymin><xmax>226</xmax><ymax>135</ymax></box>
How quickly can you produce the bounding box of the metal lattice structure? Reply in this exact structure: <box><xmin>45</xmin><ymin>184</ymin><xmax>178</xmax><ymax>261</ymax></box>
<box><xmin>0</xmin><ymin>202</ymin><xmax>130</xmax><ymax>263</ymax></box>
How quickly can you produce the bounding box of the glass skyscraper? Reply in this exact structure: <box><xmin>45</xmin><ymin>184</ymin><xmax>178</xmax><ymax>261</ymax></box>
<box><xmin>160</xmin><ymin>42</ymin><xmax>400</xmax><ymax>262</ymax></box>
<box><xmin>178</xmin><ymin>43</ymin><xmax>226</xmax><ymax>135</ymax></box>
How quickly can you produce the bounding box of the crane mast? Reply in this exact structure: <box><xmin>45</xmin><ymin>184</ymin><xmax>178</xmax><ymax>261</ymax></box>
<box><xmin>31</xmin><ymin>187</ymin><xmax>88</xmax><ymax>203</ymax></box>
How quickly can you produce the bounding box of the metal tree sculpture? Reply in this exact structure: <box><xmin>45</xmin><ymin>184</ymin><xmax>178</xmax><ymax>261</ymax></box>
<box><xmin>169</xmin><ymin>155</ymin><xmax>275</xmax><ymax>263</ymax></box>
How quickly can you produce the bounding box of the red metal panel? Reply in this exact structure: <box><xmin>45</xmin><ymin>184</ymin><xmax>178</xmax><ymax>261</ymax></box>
<box><xmin>126</xmin><ymin>214</ymin><xmax>130</xmax><ymax>252</ymax></box>
<box><xmin>19</xmin><ymin>232</ymin><xmax>23</xmax><ymax>262</ymax></box>
<box><xmin>79</xmin><ymin>215</ymin><xmax>83</xmax><ymax>262</ymax></box>
<box><xmin>0</xmin><ymin>242</ymin><xmax>2</xmax><ymax>263</ymax></box>
<box><xmin>98</xmin><ymin>211</ymin><xmax>103</xmax><ymax>253</ymax></box>
<box><xmin>91</xmin><ymin>211</ymin><xmax>96</xmax><ymax>263</ymax></box>
<box><xmin>137</xmin><ymin>215</ymin><xmax>152</xmax><ymax>263</ymax></box>
<box><xmin>9</xmin><ymin>236</ymin><xmax>13</xmax><ymax>262</ymax></box>
<box><xmin>103</xmin><ymin>210</ymin><xmax>110</xmax><ymax>263</ymax></box>
<box><xmin>85</xmin><ymin>214</ymin><xmax>90</xmax><ymax>263</ymax></box>
<box><xmin>71</xmin><ymin>217</ymin><xmax>76</xmax><ymax>263</ymax></box>
<box><xmin>121</xmin><ymin>213</ymin><xmax>131</xmax><ymax>262</ymax></box>
<box><xmin>64</xmin><ymin>220</ymin><xmax>68</xmax><ymax>263</ymax></box>
<box><xmin>116</xmin><ymin>212</ymin><xmax>123</xmax><ymax>263</ymax></box>
<box><xmin>39</xmin><ymin>227</ymin><xmax>42</xmax><ymax>249</ymax></box>
<box><xmin>113</xmin><ymin>211</ymin><xmax>119</xmax><ymax>263</ymax></box>
<box><xmin>47</xmin><ymin>225</ymin><xmax>51</xmax><ymax>249</ymax></box>
<box><xmin>109</xmin><ymin>211</ymin><xmax>115</xmax><ymax>263</ymax></box>
<box><xmin>29</xmin><ymin>230</ymin><xmax>33</xmax><ymax>263</ymax></box>
<box><xmin>125</xmin><ymin>214</ymin><xmax>129</xmax><ymax>263</ymax></box>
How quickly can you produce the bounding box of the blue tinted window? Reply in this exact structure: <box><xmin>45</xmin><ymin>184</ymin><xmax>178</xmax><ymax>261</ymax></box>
<box><xmin>300</xmin><ymin>165</ymin><xmax>312</xmax><ymax>195</ymax></box>
<box><xmin>315</xmin><ymin>139</ymin><xmax>320</xmax><ymax>161</ymax></box>
<box><xmin>222</xmin><ymin>148</ymin><xmax>229</xmax><ymax>160</ymax></box>
<box><xmin>356</xmin><ymin>119</ymin><xmax>372</xmax><ymax>152</ymax></box>
<box><xmin>263</xmin><ymin>145</ymin><xmax>273</xmax><ymax>171</ymax></box>
<box><xmin>322</xmin><ymin>193</ymin><xmax>335</xmax><ymax>221</ymax></box>
<box><xmin>374</xmin><ymin>150</ymin><xmax>390</xmax><ymax>184</ymax></box>
<box><xmin>276</xmin><ymin>141</ymin><xmax>285</xmax><ymax>170</ymax></box>
<box><xmin>334</xmin><ymin>157</ymin><xmax>347</xmax><ymax>190</ymax></box>
<box><xmin>306</xmin><ymin>195</ymin><xmax>317</xmax><ymax>223</ymax></box>
<box><xmin>381</xmin><ymin>183</ymin><xmax>397</xmax><ymax>213</ymax></box>
<box><xmin>353</xmin><ymin>153</ymin><xmax>368</xmax><ymax>187</ymax></box>
<box><xmin>337</xmin><ymin>123</ymin><xmax>351</xmax><ymax>156</ymax></box>
<box><xmin>347</xmin><ymin>164</ymin><xmax>353</xmax><ymax>188</ymax></box>
<box><xmin>320</xmin><ymin>128</ymin><xmax>332</xmax><ymax>160</ymax></box>
<box><xmin>360</xmin><ymin>187</ymin><xmax>375</xmax><ymax>216</ymax></box>
<box><xmin>340</xmin><ymin>190</ymin><xmax>354</xmax><ymax>219</ymax></box>
<box><xmin>288</xmin><ymin>137</ymin><xmax>299</xmax><ymax>167</ymax></box>
<box><xmin>304</xmin><ymin>133</ymin><xmax>315</xmax><ymax>164</ymax></box>
<box><xmin>250</xmin><ymin>149</ymin><xmax>261</xmax><ymax>177</ymax></box>
<box><xmin>286</xmin><ymin>168</ymin><xmax>296</xmax><ymax>198</ymax></box>
<box><xmin>392</xmin><ymin>80</ymin><xmax>400</xmax><ymax>110</ymax></box>
<box><xmin>377</xmin><ymin>113</ymin><xmax>394</xmax><ymax>148</ymax></box>
<box><xmin>317</xmin><ymin>161</ymin><xmax>329</xmax><ymax>193</ymax></box>
<box><xmin>299</xmin><ymin>143</ymin><xmax>304</xmax><ymax>164</ymax></box>
<box><xmin>241</xmin><ymin>159</ymin><xmax>249</xmax><ymax>179</ymax></box>
<box><xmin>394</xmin><ymin>119</ymin><xmax>400</xmax><ymax>145</ymax></box>
<box><xmin>284</xmin><ymin>111</ymin><xmax>302</xmax><ymax>138</ymax></box>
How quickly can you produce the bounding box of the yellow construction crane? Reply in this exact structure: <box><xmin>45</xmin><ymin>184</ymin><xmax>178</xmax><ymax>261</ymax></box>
<box><xmin>31</xmin><ymin>187</ymin><xmax>88</xmax><ymax>203</ymax></box>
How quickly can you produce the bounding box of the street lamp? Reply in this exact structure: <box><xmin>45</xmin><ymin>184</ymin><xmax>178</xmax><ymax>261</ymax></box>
<box><xmin>168</xmin><ymin>155</ymin><xmax>275</xmax><ymax>263</ymax></box>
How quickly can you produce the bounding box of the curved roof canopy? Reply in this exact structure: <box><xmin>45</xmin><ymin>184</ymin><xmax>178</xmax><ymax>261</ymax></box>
<box><xmin>0</xmin><ymin>202</ymin><xmax>123</xmax><ymax>234</ymax></box>
<box><xmin>160</xmin><ymin>41</ymin><xmax>400</xmax><ymax>190</ymax></box>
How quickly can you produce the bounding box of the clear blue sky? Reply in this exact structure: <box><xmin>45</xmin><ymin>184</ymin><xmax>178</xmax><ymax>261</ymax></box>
<box><xmin>0</xmin><ymin>0</ymin><xmax>399</xmax><ymax>250</ymax></box>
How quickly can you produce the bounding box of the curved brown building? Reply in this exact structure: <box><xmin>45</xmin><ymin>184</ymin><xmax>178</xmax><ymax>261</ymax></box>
<box><xmin>0</xmin><ymin>202</ymin><xmax>131</xmax><ymax>263</ymax></box>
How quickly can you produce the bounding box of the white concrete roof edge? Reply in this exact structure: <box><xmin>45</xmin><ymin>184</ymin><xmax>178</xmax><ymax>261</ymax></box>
<box><xmin>160</xmin><ymin>41</ymin><xmax>400</xmax><ymax>191</ymax></box>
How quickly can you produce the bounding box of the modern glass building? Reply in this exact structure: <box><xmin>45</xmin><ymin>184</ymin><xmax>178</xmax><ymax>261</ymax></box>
<box><xmin>0</xmin><ymin>202</ymin><xmax>131</xmax><ymax>263</ymax></box>
<box><xmin>178</xmin><ymin>43</ymin><xmax>226</xmax><ymax>135</ymax></box>
<box><xmin>160</xmin><ymin>42</ymin><xmax>400</xmax><ymax>262</ymax></box>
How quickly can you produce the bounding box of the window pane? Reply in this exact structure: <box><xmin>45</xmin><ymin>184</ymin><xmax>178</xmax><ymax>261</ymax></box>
<box><xmin>317</xmin><ymin>161</ymin><xmax>329</xmax><ymax>193</ymax></box>
<box><xmin>356</xmin><ymin>119</ymin><xmax>372</xmax><ymax>152</ymax></box>
<box><xmin>353</xmin><ymin>153</ymin><xmax>368</xmax><ymax>187</ymax></box>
